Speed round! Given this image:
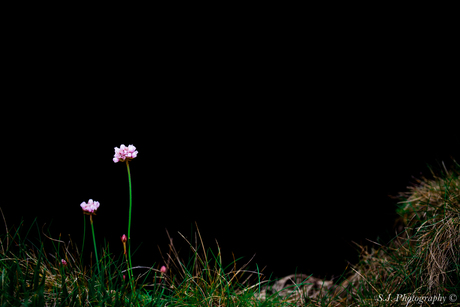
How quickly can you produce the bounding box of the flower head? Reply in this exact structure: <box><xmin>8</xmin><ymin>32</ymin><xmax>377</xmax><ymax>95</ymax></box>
<box><xmin>80</xmin><ymin>199</ymin><xmax>100</xmax><ymax>215</ymax></box>
<box><xmin>61</xmin><ymin>259</ymin><xmax>67</xmax><ymax>266</ymax></box>
<box><xmin>160</xmin><ymin>265</ymin><xmax>167</xmax><ymax>274</ymax></box>
<box><xmin>121</xmin><ymin>234</ymin><xmax>127</xmax><ymax>254</ymax></box>
<box><xmin>113</xmin><ymin>144</ymin><xmax>138</xmax><ymax>163</ymax></box>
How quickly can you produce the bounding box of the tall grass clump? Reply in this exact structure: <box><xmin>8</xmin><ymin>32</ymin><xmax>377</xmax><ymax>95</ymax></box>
<box><xmin>318</xmin><ymin>159</ymin><xmax>460</xmax><ymax>306</ymax></box>
<box><xmin>248</xmin><ymin>159</ymin><xmax>460</xmax><ymax>306</ymax></box>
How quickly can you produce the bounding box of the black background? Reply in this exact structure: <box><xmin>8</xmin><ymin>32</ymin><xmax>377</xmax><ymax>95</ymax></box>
<box><xmin>2</xmin><ymin>17</ymin><xmax>459</xmax><ymax>283</ymax></box>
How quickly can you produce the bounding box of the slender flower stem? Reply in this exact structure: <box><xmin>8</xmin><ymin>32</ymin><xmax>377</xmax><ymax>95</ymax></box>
<box><xmin>126</xmin><ymin>160</ymin><xmax>135</xmax><ymax>289</ymax></box>
<box><xmin>90</xmin><ymin>215</ymin><xmax>100</xmax><ymax>275</ymax></box>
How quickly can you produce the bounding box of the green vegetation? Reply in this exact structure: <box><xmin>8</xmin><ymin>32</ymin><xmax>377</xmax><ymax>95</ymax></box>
<box><xmin>0</xmin><ymin>216</ymin><xmax>305</xmax><ymax>306</ymax></box>
<box><xmin>1</xmin><ymin>158</ymin><xmax>459</xmax><ymax>306</ymax></box>
<box><xmin>324</xmin><ymin>158</ymin><xmax>460</xmax><ymax>306</ymax></box>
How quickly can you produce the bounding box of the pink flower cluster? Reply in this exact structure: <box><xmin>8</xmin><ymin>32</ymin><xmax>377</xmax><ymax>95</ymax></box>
<box><xmin>80</xmin><ymin>199</ymin><xmax>100</xmax><ymax>214</ymax></box>
<box><xmin>113</xmin><ymin>144</ymin><xmax>138</xmax><ymax>163</ymax></box>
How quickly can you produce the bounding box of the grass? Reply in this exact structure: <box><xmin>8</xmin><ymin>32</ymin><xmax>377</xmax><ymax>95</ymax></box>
<box><xmin>1</xmin><ymin>158</ymin><xmax>459</xmax><ymax>306</ymax></box>
<box><xmin>0</xmin><ymin>216</ymin><xmax>309</xmax><ymax>306</ymax></box>
<box><xmin>323</xmin><ymin>158</ymin><xmax>460</xmax><ymax>306</ymax></box>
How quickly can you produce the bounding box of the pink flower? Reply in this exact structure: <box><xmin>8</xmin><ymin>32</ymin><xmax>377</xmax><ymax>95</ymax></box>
<box><xmin>113</xmin><ymin>144</ymin><xmax>138</xmax><ymax>163</ymax></box>
<box><xmin>160</xmin><ymin>266</ymin><xmax>167</xmax><ymax>273</ymax></box>
<box><xmin>61</xmin><ymin>259</ymin><xmax>67</xmax><ymax>266</ymax></box>
<box><xmin>80</xmin><ymin>199</ymin><xmax>100</xmax><ymax>215</ymax></box>
<box><xmin>121</xmin><ymin>234</ymin><xmax>127</xmax><ymax>254</ymax></box>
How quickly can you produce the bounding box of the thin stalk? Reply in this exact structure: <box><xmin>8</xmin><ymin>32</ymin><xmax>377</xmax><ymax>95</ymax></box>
<box><xmin>90</xmin><ymin>214</ymin><xmax>100</xmax><ymax>275</ymax></box>
<box><xmin>126</xmin><ymin>160</ymin><xmax>135</xmax><ymax>290</ymax></box>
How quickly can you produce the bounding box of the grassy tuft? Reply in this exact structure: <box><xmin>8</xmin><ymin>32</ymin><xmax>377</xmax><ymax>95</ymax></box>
<box><xmin>317</xmin><ymin>158</ymin><xmax>460</xmax><ymax>306</ymax></box>
<box><xmin>0</xmin><ymin>216</ymin><xmax>300</xmax><ymax>306</ymax></box>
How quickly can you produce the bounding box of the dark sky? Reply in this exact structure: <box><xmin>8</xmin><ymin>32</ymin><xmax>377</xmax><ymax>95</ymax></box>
<box><xmin>3</xmin><ymin>107</ymin><xmax>459</xmax><ymax>282</ymax></box>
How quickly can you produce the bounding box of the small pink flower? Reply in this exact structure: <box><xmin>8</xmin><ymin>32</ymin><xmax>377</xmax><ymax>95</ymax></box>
<box><xmin>80</xmin><ymin>199</ymin><xmax>100</xmax><ymax>215</ymax></box>
<box><xmin>123</xmin><ymin>274</ymin><xmax>126</xmax><ymax>280</ymax></box>
<box><xmin>121</xmin><ymin>234</ymin><xmax>127</xmax><ymax>254</ymax></box>
<box><xmin>160</xmin><ymin>266</ymin><xmax>167</xmax><ymax>274</ymax></box>
<box><xmin>61</xmin><ymin>259</ymin><xmax>67</xmax><ymax>266</ymax></box>
<box><xmin>113</xmin><ymin>144</ymin><xmax>138</xmax><ymax>163</ymax></box>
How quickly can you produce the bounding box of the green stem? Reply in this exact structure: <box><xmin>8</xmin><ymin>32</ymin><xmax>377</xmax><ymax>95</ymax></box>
<box><xmin>126</xmin><ymin>160</ymin><xmax>135</xmax><ymax>289</ymax></box>
<box><xmin>90</xmin><ymin>215</ymin><xmax>100</xmax><ymax>275</ymax></box>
